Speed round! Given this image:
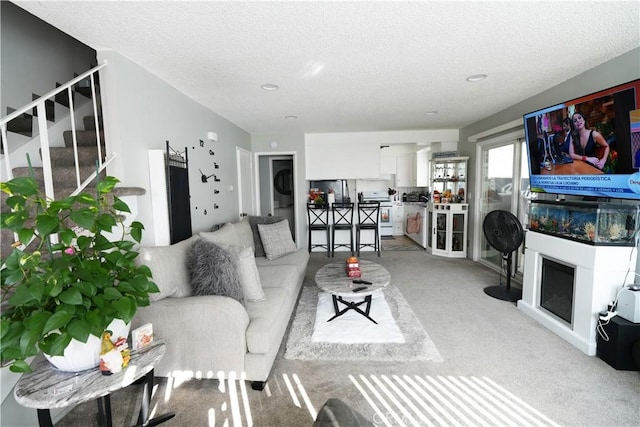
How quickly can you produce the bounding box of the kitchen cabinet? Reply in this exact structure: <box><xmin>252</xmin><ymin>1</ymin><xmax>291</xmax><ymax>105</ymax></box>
<box><xmin>305</xmin><ymin>139</ymin><xmax>379</xmax><ymax>179</ymax></box>
<box><xmin>380</xmin><ymin>155</ymin><xmax>397</xmax><ymax>175</ymax></box>
<box><xmin>416</xmin><ymin>149</ymin><xmax>429</xmax><ymax>187</ymax></box>
<box><xmin>404</xmin><ymin>203</ymin><xmax>427</xmax><ymax>248</ymax></box>
<box><xmin>396</xmin><ymin>153</ymin><xmax>417</xmax><ymax>187</ymax></box>
<box><xmin>430</xmin><ymin>203</ymin><xmax>468</xmax><ymax>258</ymax></box>
<box><xmin>392</xmin><ymin>202</ymin><xmax>404</xmax><ymax>235</ymax></box>
<box><xmin>431</xmin><ymin>156</ymin><xmax>468</xmax><ymax>202</ymax></box>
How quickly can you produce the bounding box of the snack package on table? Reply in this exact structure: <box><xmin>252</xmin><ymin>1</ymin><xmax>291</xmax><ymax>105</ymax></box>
<box><xmin>345</xmin><ymin>256</ymin><xmax>361</xmax><ymax>277</ymax></box>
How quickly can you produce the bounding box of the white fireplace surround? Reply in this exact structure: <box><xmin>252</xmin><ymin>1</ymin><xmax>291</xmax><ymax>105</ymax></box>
<box><xmin>519</xmin><ymin>230</ymin><xmax>636</xmax><ymax>355</ymax></box>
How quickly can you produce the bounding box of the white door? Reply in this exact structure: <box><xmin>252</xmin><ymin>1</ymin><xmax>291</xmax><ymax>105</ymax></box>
<box><xmin>236</xmin><ymin>148</ymin><xmax>254</xmax><ymax>219</ymax></box>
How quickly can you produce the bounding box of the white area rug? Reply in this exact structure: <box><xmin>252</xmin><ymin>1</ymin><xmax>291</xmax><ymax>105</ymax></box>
<box><xmin>311</xmin><ymin>292</ymin><xmax>405</xmax><ymax>343</ymax></box>
<box><xmin>285</xmin><ymin>285</ymin><xmax>443</xmax><ymax>362</ymax></box>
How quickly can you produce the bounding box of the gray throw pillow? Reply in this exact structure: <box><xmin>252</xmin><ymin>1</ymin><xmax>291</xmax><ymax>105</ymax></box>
<box><xmin>187</xmin><ymin>239</ymin><xmax>244</xmax><ymax>304</ymax></box>
<box><xmin>248</xmin><ymin>215</ymin><xmax>285</xmax><ymax>257</ymax></box>
<box><xmin>258</xmin><ymin>219</ymin><xmax>297</xmax><ymax>260</ymax></box>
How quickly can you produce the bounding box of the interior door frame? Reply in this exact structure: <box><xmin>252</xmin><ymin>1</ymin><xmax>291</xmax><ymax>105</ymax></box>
<box><xmin>268</xmin><ymin>156</ymin><xmax>293</xmax><ymax>215</ymax></box>
<box><xmin>236</xmin><ymin>147</ymin><xmax>255</xmax><ymax>219</ymax></box>
<box><xmin>254</xmin><ymin>151</ymin><xmax>299</xmax><ymax>243</ymax></box>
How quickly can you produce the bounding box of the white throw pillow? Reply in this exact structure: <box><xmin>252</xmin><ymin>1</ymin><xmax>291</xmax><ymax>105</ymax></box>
<box><xmin>137</xmin><ymin>235</ymin><xmax>200</xmax><ymax>301</ymax></box>
<box><xmin>223</xmin><ymin>245</ymin><xmax>267</xmax><ymax>302</ymax></box>
<box><xmin>198</xmin><ymin>222</ymin><xmax>237</xmax><ymax>246</ymax></box>
<box><xmin>257</xmin><ymin>219</ymin><xmax>297</xmax><ymax>260</ymax></box>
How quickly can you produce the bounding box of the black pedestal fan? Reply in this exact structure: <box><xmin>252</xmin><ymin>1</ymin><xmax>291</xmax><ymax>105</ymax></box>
<box><xmin>482</xmin><ymin>210</ymin><xmax>524</xmax><ymax>302</ymax></box>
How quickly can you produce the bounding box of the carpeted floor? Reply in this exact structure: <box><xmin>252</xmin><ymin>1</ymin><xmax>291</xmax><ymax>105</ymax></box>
<box><xmin>53</xmin><ymin>251</ymin><xmax>640</xmax><ymax>427</ymax></box>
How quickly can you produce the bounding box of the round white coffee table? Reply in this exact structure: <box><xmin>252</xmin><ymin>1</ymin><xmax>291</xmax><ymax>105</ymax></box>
<box><xmin>315</xmin><ymin>260</ymin><xmax>391</xmax><ymax>324</ymax></box>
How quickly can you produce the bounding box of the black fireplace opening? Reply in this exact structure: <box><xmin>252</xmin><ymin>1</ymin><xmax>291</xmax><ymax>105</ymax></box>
<box><xmin>540</xmin><ymin>258</ymin><xmax>575</xmax><ymax>325</ymax></box>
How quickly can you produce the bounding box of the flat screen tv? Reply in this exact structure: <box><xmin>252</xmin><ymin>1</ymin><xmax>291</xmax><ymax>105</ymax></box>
<box><xmin>523</xmin><ymin>79</ymin><xmax>640</xmax><ymax>200</ymax></box>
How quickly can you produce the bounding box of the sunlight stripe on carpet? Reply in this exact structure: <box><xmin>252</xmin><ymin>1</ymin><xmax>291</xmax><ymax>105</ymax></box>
<box><xmin>350</xmin><ymin>375</ymin><xmax>559</xmax><ymax>427</ymax></box>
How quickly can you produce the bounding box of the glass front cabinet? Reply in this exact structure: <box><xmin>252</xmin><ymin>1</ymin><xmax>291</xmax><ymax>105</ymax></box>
<box><xmin>431</xmin><ymin>156</ymin><xmax>468</xmax><ymax>202</ymax></box>
<box><xmin>430</xmin><ymin>203</ymin><xmax>468</xmax><ymax>258</ymax></box>
<box><xmin>429</xmin><ymin>155</ymin><xmax>469</xmax><ymax>258</ymax></box>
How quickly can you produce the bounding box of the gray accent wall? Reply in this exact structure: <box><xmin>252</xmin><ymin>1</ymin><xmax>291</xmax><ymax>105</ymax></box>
<box><xmin>97</xmin><ymin>49</ymin><xmax>251</xmax><ymax>245</ymax></box>
<box><xmin>0</xmin><ymin>2</ymin><xmax>96</xmax><ymax>120</ymax></box>
<box><xmin>458</xmin><ymin>47</ymin><xmax>640</xmax><ymax>256</ymax></box>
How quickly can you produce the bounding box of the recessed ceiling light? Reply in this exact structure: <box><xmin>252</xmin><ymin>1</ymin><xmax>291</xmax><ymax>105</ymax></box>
<box><xmin>466</xmin><ymin>74</ymin><xmax>487</xmax><ymax>82</ymax></box>
<box><xmin>424</xmin><ymin>111</ymin><xmax>438</xmax><ymax>116</ymax></box>
<box><xmin>261</xmin><ymin>83</ymin><xmax>279</xmax><ymax>91</ymax></box>
<box><xmin>285</xmin><ymin>115</ymin><xmax>298</xmax><ymax>120</ymax></box>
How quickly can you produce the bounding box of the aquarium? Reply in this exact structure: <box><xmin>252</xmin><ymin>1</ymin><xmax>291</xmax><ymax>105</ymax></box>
<box><xmin>528</xmin><ymin>200</ymin><xmax>639</xmax><ymax>246</ymax></box>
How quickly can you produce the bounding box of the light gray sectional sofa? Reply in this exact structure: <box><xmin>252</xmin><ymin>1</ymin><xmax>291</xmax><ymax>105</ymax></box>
<box><xmin>132</xmin><ymin>217</ymin><xmax>309</xmax><ymax>390</ymax></box>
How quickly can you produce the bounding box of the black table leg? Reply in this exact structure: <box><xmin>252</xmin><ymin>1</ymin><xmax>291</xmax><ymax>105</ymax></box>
<box><xmin>37</xmin><ymin>409</ymin><xmax>53</xmax><ymax>427</ymax></box>
<box><xmin>327</xmin><ymin>295</ymin><xmax>377</xmax><ymax>324</ymax></box>
<box><xmin>96</xmin><ymin>394</ymin><xmax>113</xmax><ymax>427</ymax></box>
<box><xmin>134</xmin><ymin>369</ymin><xmax>175</xmax><ymax>427</ymax></box>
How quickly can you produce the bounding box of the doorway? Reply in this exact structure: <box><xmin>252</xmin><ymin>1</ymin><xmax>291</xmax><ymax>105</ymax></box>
<box><xmin>476</xmin><ymin>138</ymin><xmax>529</xmax><ymax>278</ymax></box>
<box><xmin>257</xmin><ymin>155</ymin><xmax>296</xmax><ymax>239</ymax></box>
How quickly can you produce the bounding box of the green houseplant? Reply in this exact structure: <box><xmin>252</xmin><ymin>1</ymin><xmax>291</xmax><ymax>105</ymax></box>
<box><xmin>0</xmin><ymin>175</ymin><xmax>158</xmax><ymax>372</ymax></box>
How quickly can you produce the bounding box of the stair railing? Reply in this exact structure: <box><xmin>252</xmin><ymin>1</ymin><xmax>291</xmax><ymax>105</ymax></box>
<box><xmin>0</xmin><ymin>62</ymin><xmax>114</xmax><ymax>200</ymax></box>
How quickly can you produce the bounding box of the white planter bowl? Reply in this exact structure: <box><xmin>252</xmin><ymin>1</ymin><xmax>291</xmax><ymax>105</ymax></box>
<box><xmin>44</xmin><ymin>319</ymin><xmax>131</xmax><ymax>372</ymax></box>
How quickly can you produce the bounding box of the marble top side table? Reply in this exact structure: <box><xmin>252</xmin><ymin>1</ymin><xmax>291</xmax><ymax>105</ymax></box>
<box><xmin>14</xmin><ymin>340</ymin><xmax>174</xmax><ymax>427</ymax></box>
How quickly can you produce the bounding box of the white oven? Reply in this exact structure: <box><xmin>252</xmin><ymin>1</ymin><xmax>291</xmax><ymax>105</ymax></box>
<box><xmin>361</xmin><ymin>191</ymin><xmax>393</xmax><ymax>236</ymax></box>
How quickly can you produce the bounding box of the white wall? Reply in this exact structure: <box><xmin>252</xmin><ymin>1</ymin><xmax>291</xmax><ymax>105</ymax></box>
<box><xmin>97</xmin><ymin>50</ymin><xmax>251</xmax><ymax>245</ymax></box>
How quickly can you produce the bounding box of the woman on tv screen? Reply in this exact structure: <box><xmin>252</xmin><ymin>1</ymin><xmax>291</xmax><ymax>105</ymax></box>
<box><xmin>568</xmin><ymin>111</ymin><xmax>610</xmax><ymax>170</ymax></box>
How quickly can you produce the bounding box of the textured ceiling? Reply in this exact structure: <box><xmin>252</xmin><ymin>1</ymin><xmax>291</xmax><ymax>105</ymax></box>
<box><xmin>14</xmin><ymin>1</ymin><xmax>640</xmax><ymax>135</ymax></box>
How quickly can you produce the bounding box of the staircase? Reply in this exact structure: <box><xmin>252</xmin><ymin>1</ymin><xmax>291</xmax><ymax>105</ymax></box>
<box><xmin>1</xmin><ymin>63</ymin><xmax>147</xmax><ymax>259</ymax></box>
<box><xmin>1</xmin><ymin>113</ymin><xmax>146</xmax><ymax>255</ymax></box>
<box><xmin>10</xmin><ymin>115</ymin><xmax>134</xmax><ymax>197</ymax></box>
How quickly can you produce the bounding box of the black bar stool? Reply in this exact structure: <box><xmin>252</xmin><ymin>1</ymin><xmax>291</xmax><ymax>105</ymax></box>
<box><xmin>356</xmin><ymin>201</ymin><xmax>381</xmax><ymax>257</ymax></box>
<box><xmin>307</xmin><ymin>203</ymin><xmax>331</xmax><ymax>257</ymax></box>
<box><xmin>331</xmin><ymin>202</ymin><xmax>354</xmax><ymax>257</ymax></box>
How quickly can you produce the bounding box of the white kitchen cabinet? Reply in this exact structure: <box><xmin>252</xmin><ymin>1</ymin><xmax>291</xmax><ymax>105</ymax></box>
<box><xmin>380</xmin><ymin>155</ymin><xmax>397</xmax><ymax>175</ymax></box>
<box><xmin>430</xmin><ymin>203</ymin><xmax>468</xmax><ymax>258</ymax></box>
<box><xmin>403</xmin><ymin>203</ymin><xmax>427</xmax><ymax>248</ymax></box>
<box><xmin>305</xmin><ymin>139</ymin><xmax>380</xmax><ymax>179</ymax></box>
<box><xmin>431</xmin><ymin>156</ymin><xmax>468</xmax><ymax>202</ymax></box>
<box><xmin>396</xmin><ymin>153</ymin><xmax>417</xmax><ymax>187</ymax></box>
<box><xmin>416</xmin><ymin>149</ymin><xmax>429</xmax><ymax>187</ymax></box>
<box><xmin>392</xmin><ymin>202</ymin><xmax>404</xmax><ymax>235</ymax></box>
